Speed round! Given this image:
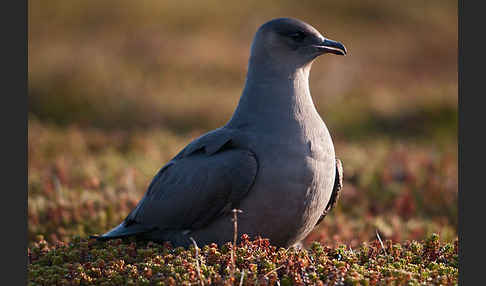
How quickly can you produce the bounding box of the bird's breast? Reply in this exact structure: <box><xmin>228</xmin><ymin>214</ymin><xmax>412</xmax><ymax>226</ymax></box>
<box><xmin>237</xmin><ymin>130</ymin><xmax>335</xmax><ymax>246</ymax></box>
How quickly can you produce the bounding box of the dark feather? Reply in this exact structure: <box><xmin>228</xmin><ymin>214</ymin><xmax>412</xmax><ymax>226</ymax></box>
<box><xmin>315</xmin><ymin>158</ymin><xmax>343</xmax><ymax>226</ymax></box>
<box><xmin>99</xmin><ymin>130</ymin><xmax>258</xmax><ymax>241</ymax></box>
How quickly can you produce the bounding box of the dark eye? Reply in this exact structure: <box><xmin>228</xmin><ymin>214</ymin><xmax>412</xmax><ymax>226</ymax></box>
<box><xmin>288</xmin><ymin>31</ymin><xmax>306</xmax><ymax>42</ymax></box>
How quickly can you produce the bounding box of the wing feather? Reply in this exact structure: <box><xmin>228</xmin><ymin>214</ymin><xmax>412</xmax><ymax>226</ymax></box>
<box><xmin>100</xmin><ymin>128</ymin><xmax>258</xmax><ymax>240</ymax></box>
<box><xmin>315</xmin><ymin>158</ymin><xmax>343</xmax><ymax>226</ymax></box>
<box><xmin>129</xmin><ymin>148</ymin><xmax>257</xmax><ymax>230</ymax></box>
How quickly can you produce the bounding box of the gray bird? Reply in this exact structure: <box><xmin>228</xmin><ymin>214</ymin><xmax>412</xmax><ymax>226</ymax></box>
<box><xmin>97</xmin><ymin>17</ymin><xmax>345</xmax><ymax>248</ymax></box>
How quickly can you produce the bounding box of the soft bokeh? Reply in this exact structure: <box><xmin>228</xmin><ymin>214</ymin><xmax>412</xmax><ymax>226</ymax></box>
<box><xmin>28</xmin><ymin>0</ymin><xmax>457</xmax><ymax>247</ymax></box>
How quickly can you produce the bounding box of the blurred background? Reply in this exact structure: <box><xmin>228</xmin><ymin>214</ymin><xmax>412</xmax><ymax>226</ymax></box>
<box><xmin>28</xmin><ymin>0</ymin><xmax>457</xmax><ymax>248</ymax></box>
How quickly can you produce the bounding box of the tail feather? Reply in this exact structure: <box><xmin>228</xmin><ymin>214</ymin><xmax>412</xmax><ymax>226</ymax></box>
<box><xmin>92</xmin><ymin>222</ymin><xmax>154</xmax><ymax>241</ymax></box>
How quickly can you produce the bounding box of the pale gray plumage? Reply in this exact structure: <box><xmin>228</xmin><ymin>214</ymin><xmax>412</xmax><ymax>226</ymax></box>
<box><xmin>97</xmin><ymin>17</ymin><xmax>346</xmax><ymax>248</ymax></box>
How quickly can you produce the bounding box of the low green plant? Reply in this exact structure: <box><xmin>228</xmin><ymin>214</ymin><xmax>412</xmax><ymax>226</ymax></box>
<box><xmin>28</xmin><ymin>233</ymin><xmax>458</xmax><ymax>285</ymax></box>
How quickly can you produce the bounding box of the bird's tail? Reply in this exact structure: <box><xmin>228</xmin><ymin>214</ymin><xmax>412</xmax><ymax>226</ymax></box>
<box><xmin>91</xmin><ymin>222</ymin><xmax>154</xmax><ymax>241</ymax></box>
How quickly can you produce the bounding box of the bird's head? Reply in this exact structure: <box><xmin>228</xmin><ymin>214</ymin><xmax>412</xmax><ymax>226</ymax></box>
<box><xmin>249</xmin><ymin>18</ymin><xmax>347</xmax><ymax>70</ymax></box>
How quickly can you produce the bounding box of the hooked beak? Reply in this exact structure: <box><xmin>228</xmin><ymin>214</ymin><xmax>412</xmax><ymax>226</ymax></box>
<box><xmin>313</xmin><ymin>38</ymin><xmax>347</xmax><ymax>56</ymax></box>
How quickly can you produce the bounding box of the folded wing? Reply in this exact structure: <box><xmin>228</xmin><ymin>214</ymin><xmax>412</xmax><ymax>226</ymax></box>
<box><xmin>100</xmin><ymin>129</ymin><xmax>258</xmax><ymax>240</ymax></box>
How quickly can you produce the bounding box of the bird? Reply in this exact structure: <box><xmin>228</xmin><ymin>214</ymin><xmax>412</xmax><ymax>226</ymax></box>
<box><xmin>96</xmin><ymin>17</ymin><xmax>345</xmax><ymax>248</ymax></box>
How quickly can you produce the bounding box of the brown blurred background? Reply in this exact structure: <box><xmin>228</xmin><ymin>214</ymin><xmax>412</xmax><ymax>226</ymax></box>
<box><xmin>28</xmin><ymin>0</ymin><xmax>457</xmax><ymax>247</ymax></box>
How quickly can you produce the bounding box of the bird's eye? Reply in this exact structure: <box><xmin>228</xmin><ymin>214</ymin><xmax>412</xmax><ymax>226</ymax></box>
<box><xmin>289</xmin><ymin>31</ymin><xmax>306</xmax><ymax>42</ymax></box>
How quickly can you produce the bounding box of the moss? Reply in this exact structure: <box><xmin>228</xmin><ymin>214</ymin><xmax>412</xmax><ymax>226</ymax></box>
<box><xmin>28</xmin><ymin>233</ymin><xmax>457</xmax><ymax>285</ymax></box>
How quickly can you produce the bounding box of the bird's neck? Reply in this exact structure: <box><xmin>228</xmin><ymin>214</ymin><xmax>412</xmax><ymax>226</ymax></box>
<box><xmin>226</xmin><ymin>60</ymin><xmax>322</xmax><ymax>132</ymax></box>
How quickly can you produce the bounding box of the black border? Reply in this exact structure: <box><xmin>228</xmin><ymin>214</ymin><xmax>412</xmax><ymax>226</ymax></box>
<box><xmin>2</xmin><ymin>0</ymin><xmax>28</xmax><ymax>283</ymax></box>
<box><xmin>459</xmin><ymin>0</ymin><xmax>483</xmax><ymax>284</ymax></box>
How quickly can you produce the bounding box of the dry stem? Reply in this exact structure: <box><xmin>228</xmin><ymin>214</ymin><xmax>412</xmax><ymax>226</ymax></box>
<box><xmin>231</xmin><ymin>209</ymin><xmax>243</xmax><ymax>283</ymax></box>
<box><xmin>375</xmin><ymin>229</ymin><xmax>388</xmax><ymax>256</ymax></box>
<box><xmin>189</xmin><ymin>237</ymin><xmax>204</xmax><ymax>286</ymax></box>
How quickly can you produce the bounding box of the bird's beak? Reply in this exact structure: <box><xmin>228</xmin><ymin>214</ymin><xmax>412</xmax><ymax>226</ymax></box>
<box><xmin>313</xmin><ymin>38</ymin><xmax>347</xmax><ymax>56</ymax></box>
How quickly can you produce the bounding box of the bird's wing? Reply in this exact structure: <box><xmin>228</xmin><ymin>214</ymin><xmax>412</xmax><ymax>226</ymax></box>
<box><xmin>315</xmin><ymin>158</ymin><xmax>343</xmax><ymax>226</ymax></box>
<box><xmin>118</xmin><ymin>128</ymin><xmax>258</xmax><ymax>234</ymax></box>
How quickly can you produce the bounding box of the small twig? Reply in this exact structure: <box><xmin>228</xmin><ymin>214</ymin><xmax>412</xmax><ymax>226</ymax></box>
<box><xmin>239</xmin><ymin>269</ymin><xmax>245</xmax><ymax>286</ymax></box>
<box><xmin>189</xmin><ymin>237</ymin><xmax>204</xmax><ymax>286</ymax></box>
<box><xmin>375</xmin><ymin>229</ymin><xmax>387</xmax><ymax>256</ymax></box>
<box><xmin>231</xmin><ymin>209</ymin><xmax>243</xmax><ymax>281</ymax></box>
<box><xmin>232</xmin><ymin>209</ymin><xmax>243</xmax><ymax>249</ymax></box>
<box><xmin>263</xmin><ymin>265</ymin><xmax>284</xmax><ymax>278</ymax></box>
